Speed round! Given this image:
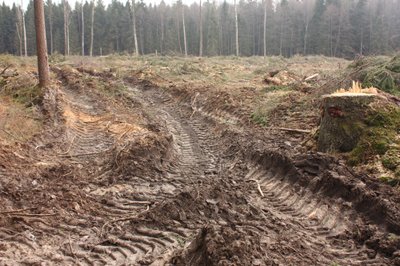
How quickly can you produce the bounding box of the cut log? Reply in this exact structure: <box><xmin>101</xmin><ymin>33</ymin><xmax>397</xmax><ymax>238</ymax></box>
<box><xmin>317</xmin><ymin>93</ymin><xmax>376</xmax><ymax>152</ymax></box>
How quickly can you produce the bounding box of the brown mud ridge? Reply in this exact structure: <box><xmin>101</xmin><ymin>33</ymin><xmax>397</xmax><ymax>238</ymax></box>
<box><xmin>0</xmin><ymin>66</ymin><xmax>399</xmax><ymax>265</ymax></box>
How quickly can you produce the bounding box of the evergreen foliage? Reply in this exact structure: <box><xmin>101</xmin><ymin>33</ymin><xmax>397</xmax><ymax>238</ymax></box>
<box><xmin>0</xmin><ymin>0</ymin><xmax>399</xmax><ymax>57</ymax></box>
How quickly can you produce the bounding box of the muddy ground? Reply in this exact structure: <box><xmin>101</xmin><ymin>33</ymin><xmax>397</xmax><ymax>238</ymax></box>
<box><xmin>0</xmin><ymin>56</ymin><xmax>400</xmax><ymax>265</ymax></box>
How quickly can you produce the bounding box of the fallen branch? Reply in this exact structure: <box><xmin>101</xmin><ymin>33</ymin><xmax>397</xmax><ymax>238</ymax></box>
<box><xmin>272</xmin><ymin>127</ymin><xmax>311</xmax><ymax>134</ymax></box>
<box><xmin>10</xmin><ymin>212</ymin><xmax>57</xmax><ymax>217</ymax></box>
<box><xmin>0</xmin><ymin>207</ymin><xmax>37</xmax><ymax>214</ymax></box>
<box><xmin>304</xmin><ymin>73</ymin><xmax>319</xmax><ymax>81</ymax></box>
<box><xmin>190</xmin><ymin>92</ymin><xmax>200</xmax><ymax>119</ymax></box>
<box><xmin>249</xmin><ymin>179</ymin><xmax>264</xmax><ymax>197</ymax></box>
<box><xmin>0</xmin><ymin>65</ymin><xmax>11</xmax><ymax>76</ymax></box>
<box><xmin>100</xmin><ymin>206</ymin><xmax>150</xmax><ymax>237</ymax></box>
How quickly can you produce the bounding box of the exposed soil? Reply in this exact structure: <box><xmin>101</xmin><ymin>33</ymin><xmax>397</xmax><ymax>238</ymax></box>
<box><xmin>0</xmin><ymin>60</ymin><xmax>400</xmax><ymax>265</ymax></box>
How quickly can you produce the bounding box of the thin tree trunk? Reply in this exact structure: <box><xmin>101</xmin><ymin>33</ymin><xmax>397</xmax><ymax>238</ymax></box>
<box><xmin>199</xmin><ymin>0</ymin><xmax>203</xmax><ymax>57</ymax></box>
<box><xmin>81</xmin><ymin>1</ymin><xmax>85</xmax><ymax>56</ymax></box>
<box><xmin>263</xmin><ymin>0</ymin><xmax>267</xmax><ymax>58</ymax></box>
<box><xmin>303</xmin><ymin>23</ymin><xmax>308</xmax><ymax>55</ymax></box>
<box><xmin>360</xmin><ymin>27</ymin><xmax>364</xmax><ymax>55</ymax></box>
<box><xmin>48</xmin><ymin>0</ymin><xmax>53</xmax><ymax>54</ymax></box>
<box><xmin>160</xmin><ymin>9</ymin><xmax>164</xmax><ymax>54</ymax></box>
<box><xmin>234</xmin><ymin>0</ymin><xmax>239</xmax><ymax>56</ymax></box>
<box><xmin>176</xmin><ymin>8</ymin><xmax>182</xmax><ymax>54</ymax></box>
<box><xmin>182</xmin><ymin>4</ymin><xmax>187</xmax><ymax>57</ymax></box>
<box><xmin>63</xmin><ymin>0</ymin><xmax>70</xmax><ymax>56</ymax></box>
<box><xmin>131</xmin><ymin>0</ymin><xmax>139</xmax><ymax>56</ymax></box>
<box><xmin>16</xmin><ymin>22</ymin><xmax>23</xmax><ymax>57</ymax></box>
<box><xmin>16</xmin><ymin>7</ymin><xmax>23</xmax><ymax>57</ymax></box>
<box><xmin>279</xmin><ymin>19</ymin><xmax>283</xmax><ymax>56</ymax></box>
<box><xmin>334</xmin><ymin>2</ymin><xmax>342</xmax><ymax>57</ymax></box>
<box><xmin>34</xmin><ymin>0</ymin><xmax>49</xmax><ymax>88</ymax></box>
<box><xmin>329</xmin><ymin>13</ymin><xmax>333</xmax><ymax>57</ymax></box>
<box><xmin>22</xmin><ymin>0</ymin><xmax>27</xmax><ymax>57</ymax></box>
<box><xmin>90</xmin><ymin>0</ymin><xmax>95</xmax><ymax>57</ymax></box>
<box><xmin>303</xmin><ymin>0</ymin><xmax>309</xmax><ymax>55</ymax></box>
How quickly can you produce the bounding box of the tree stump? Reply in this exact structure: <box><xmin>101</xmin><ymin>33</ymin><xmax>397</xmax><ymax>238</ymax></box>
<box><xmin>317</xmin><ymin>93</ymin><xmax>377</xmax><ymax>152</ymax></box>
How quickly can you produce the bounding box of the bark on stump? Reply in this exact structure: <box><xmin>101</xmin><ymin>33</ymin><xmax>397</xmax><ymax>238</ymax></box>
<box><xmin>318</xmin><ymin>93</ymin><xmax>377</xmax><ymax>152</ymax></box>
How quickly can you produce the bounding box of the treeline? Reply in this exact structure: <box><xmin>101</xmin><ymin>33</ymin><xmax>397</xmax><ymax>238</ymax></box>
<box><xmin>1</xmin><ymin>0</ymin><xmax>400</xmax><ymax>58</ymax></box>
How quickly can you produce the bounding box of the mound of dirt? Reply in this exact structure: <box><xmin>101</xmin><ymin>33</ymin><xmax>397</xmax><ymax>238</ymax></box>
<box><xmin>171</xmin><ymin>226</ymin><xmax>265</xmax><ymax>266</ymax></box>
<box><xmin>112</xmin><ymin>132</ymin><xmax>173</xmax><ymax>178</ymax></box>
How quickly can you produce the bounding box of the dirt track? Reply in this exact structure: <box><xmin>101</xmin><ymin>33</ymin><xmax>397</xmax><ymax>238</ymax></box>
<box><xmin>0</xmin><ymin>66</ymin><xmax>400</xmax><ymax>265</ymax></box>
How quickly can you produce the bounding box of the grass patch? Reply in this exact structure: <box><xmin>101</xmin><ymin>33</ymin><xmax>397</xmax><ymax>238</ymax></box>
<box><xmin>262</xmin><ymin>85</ymin><xmax>292</xmax><ymax>93</ymax></box>
<box><xmin>250</xmin><ymin>111</ymin><xmax>268</xmax><ymax>127</ymax></box>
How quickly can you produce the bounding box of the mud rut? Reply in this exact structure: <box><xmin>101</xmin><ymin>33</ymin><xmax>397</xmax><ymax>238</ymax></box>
<box><xmin>0</xmin><ymin>70</ymin><xmax>394</xmax><ymax>265</ymax></box>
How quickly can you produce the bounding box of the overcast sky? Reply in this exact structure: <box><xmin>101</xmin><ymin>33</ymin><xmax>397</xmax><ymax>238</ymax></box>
<box><xmin>2</xmin><ymin>0</ymin><xmax>206</xmax><ymax>9</ymax></box>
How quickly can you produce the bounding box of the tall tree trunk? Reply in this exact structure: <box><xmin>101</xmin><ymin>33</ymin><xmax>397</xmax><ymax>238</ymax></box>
<box><xmin>160</xmin><ymin>8</ymin><xmax>164</xmax><ymax>54</ymax></box>
<box><xmin>34</xmin><ymin>0</ymin><xmax>49</xmax><ymax>88</ymax></box>
<box><xmin>360</xmin><ymin>27</ymin><xmax>364</xmax><ymax>55</ymax></box>
<box><xmin>176</xmin><ymin>8</ymin><xmax>182</xmax><ymax>54</ymax></box>
<box><xmin>334</xmin><ymin>1</ymin><xmax>342</xmax><ymax>57</ymax></box>
<box><xmin>234</xmin><ymin>0</ymin><xmax>239</xmax><ymax>56</ymax></box>
<box><xmin>16</xmin><ymin>22</ymin><xmax>23</xmax><ymax>57</ymax></box>
<box><xmin>90</xmin><ymin>0</ymin><xmax>95</xmax><ymax>57</ymax></box>
<box><xmin>279</xmin><ymin>19</ymin><xmax>283</xmax><ymax>56</ymax></box>
<box><xmin>16</xmin><ymin>7</ymin><xmax>23</xmax><ymax>57</ymax></box>
<box><xmin>63</xmin><ymin>0</ymin><xmax>70</xmax><ymax>56</ymax></box>
<box><xmin>22</xmin><ymin>0</ymin><xmax>27</xmax><ymax>57</ymax></box>
<box><xmin>48</xmin><ymin>0</ymin><xmax>53</xmax><ymax>55</ymax></box>
<box><xmin>329</xmin><ymin>13</ymin><xmax>333</xmax><ymax>57</ymax></box>
<box><xmin>303</xmin><ymin>0</ymin><xmax>309</xmax><ymax>55</ymax></box>
<box><xmin>81</xmin><ymin>1</ymin><xmax>85</xmax><ymax>56</ymax></box>
<box><xmin>182</xmin><ymin>4</ymin><xmax>188</xmax><ymax>57</ymax></box>
<box><xmin>131</xmin><ymin>0</ymin><xmax>139</xmax><ymax>56</ymax></box>
<box><xmin>263</xmin><ymin>0</ymin><xmax>267</xmax><ymax>58</ymax></box>
<box><xmin>199</xmin><ymin>0</ymin><xmax>203</xmax><ymax>57</ymax></box>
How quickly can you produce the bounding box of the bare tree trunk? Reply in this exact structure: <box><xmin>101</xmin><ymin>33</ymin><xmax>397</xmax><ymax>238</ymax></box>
<box><xmin>81</xmin><ymin>1</ymin><xmax>85</xmax><ymax>56</ymax></box>
<box><xmin>34</xmin><ymin>0</ymin><xmax>49</xmax><ymax>88</ymax></box>
<box><xmin>303</xmin><ymin>22</ymin><xmax>308</xmax><ymax>55</ymax></box>
<box><xmin>160</xmin><ymin>7</ymin><xmax>164</xmax><ymax>54</ymax></box>
<box><xmin>16</xmin><ymin>7</ymin><xmax>23</xmax><ymax>57</ymax></box>
<box><xmin>234</xmin><ymin>0</ymin><xmax>239</xmax><ymax>56</ymax></box>
<box><xmin>16</xmin><ymin>22</ymin><xmax>23</xmax><ymax>57</ymax></box>
<box><xmin>303</xmin><ymin>0</ymin><xmax>310</xmax><ymax>55</ymax></box>
<box><xmin>48</xmin><ymin>0</ymin><xmax>53</xmax><ymax>55</ymax></box>
<box><xmin>176</xmin><ymin>7</ymin><xmax>182</xmax><ymax>54</ymax></box>
<box><xmin>182</xmin><ymin>4</ymin><xmax>188</xmax><ymax>57</ymax></box>
<box><xmin>131</xmin><ymin>0</ymin><xmax>139</xmax><ymax>56</ymax></box>
<box><xmin>90</xmin><ymin>0</ymin><xmax>95</xmax><ymax>57</ymax></box>
<box><xmin>334</xmin><ymin>1</ymin><xmax>342</xmax><ymax>57</ymax></box>
<box><xmin>263</xmin><ymin>0</ymin><xmax>267</xmax><ymax>58</ymax></box>
<box><xmin>199</xmin><ymin>0</ymin><xmax>203</xmax><ymax>57</ymax></box>
<box><xmin>22</xmin><ymin>0</ymin><xmax>27</xmax><ymax>57</ymax></box>
<box><xmin>279</xmin><ymin>20</ymin><xmax>283</xmax><ymax>56</ymax></box>
<box><xmin>329</xmin><ymin>13</ymin><xmax>333</xmax><ymax>57</ymax></box>
<box><xmin>63</xmin><ymin>0</ymin><xmax>70</xmax><ymax>56</ymax></box>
